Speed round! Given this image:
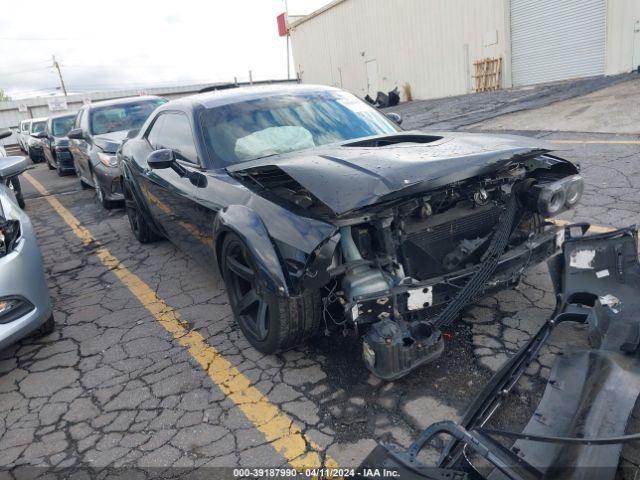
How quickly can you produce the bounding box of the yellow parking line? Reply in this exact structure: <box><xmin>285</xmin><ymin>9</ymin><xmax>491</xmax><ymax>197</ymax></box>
<box><xmin>551</xmin><ymin>140</ymin><xmax>640</xmax><ymax>145</ymax></box>
<box><xmin>549</xmin><ymin>218</ymin><xmax>614</xmax><ymax>234</ymax></box>
<box><xmin>23</xmin><ymin>172</ymin><xmax>336</xmax><ymax>470</ymax></box>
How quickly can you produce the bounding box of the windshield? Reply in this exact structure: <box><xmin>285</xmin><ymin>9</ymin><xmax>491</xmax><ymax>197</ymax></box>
<box><xmin>31</xmin><ymin>121</ymin><xmax>46</xmax><ymax>134</ymax></box>
<box><xmin>52</xmin><ymin>116</ymin><xmax>75</xmax><ymax>136</ymax></box>
<box><xmin>201</xmin><ymin>90</ymin><xmax>400</xmax><ymax>166</ymax></box>
<box><xmin>90</xmin><ymin>99</ymin><xmax>166</xmax><ymax>135</ymax></box>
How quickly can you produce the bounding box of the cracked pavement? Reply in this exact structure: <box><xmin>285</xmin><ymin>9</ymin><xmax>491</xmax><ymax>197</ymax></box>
<box><xmin>2</xmin><ymin>77</ymin><xmax>640</xmax><ymax>477</ymax></box>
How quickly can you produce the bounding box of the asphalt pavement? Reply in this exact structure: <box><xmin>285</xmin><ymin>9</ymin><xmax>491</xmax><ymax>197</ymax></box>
<box><xmin>2</xmin><ymin>77</ymin><xmax>640</xmax><ymax>477</ymax></box>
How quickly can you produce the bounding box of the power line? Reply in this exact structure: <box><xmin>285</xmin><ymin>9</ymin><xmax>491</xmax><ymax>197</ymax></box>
<box><xmin>0</xmin><ymin>67</ymin><xmax>51</xmax><ymax>78</ymax></box>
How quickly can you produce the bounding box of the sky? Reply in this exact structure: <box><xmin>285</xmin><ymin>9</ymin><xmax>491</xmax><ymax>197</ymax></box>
<box><xmin>0</xmin><ymin>0</ymin><xmax>331</xmax><ymax>100</ymax></box>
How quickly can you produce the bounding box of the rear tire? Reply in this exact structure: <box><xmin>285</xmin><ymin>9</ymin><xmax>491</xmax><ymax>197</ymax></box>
<box><xmin>221</xmin><ymin>233</ymin><xmax>322</xmax><ymax>354</ymax></box>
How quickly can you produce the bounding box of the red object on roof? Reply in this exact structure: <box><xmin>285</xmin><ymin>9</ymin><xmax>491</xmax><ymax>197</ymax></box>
<box><xmin>277</xmin><ymin>13</ymin><xmax>287</xmax><ymax>37</ymax></box>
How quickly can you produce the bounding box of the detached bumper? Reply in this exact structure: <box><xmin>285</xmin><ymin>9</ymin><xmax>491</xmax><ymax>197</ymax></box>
<box><xmin>352</xmin><ymin>225</ymin><xmax>564</xmax><ymax>380</ymax></box>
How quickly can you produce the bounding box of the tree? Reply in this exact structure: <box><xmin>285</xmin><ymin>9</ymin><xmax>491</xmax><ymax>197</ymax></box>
<box><xmin>0</xmin><ymin>90</ymin><xmax>11</xmax><ymax>102</ymax></box>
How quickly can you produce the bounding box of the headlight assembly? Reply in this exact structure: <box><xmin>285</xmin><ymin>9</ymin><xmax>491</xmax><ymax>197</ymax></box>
<box><xmin>97</xmin><ymin>152</ymin><xmax>118</xmax><ymax>168</ymax></box>
<box><xmin>0</xmin><ymin>297</ymin><xmax>34</xmax><ymax>324</ymax></box>
<box><xmin>530</xmin><ymin>175</ymin><xmax>584</xmax><ymax>217</ymax></box>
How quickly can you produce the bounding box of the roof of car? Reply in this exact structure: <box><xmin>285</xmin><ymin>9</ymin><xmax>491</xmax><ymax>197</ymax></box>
<box><xmin>84</xmin><ymin>95</ymin><xmax>164</xmax><ymax>110</ymax></box>
<box><xmin>30</xmin><ymin>117</ymin><xmax>48</xmax><ymax>123</ymax></box>
<box><xmin>165</xmin><ymin>84</ymin><xmax>340</xmax><ymax>111</ymax></box>
<box><xmin>49</xmin><ymin>112</ymin><xmax>77</xmax><ymax>120</ymax></box>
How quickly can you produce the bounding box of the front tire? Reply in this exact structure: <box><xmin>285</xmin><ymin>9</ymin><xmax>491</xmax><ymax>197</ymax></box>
<box><xmin>125</xmin><ymin>185</ymin><xmax>160</xmax><ymax>244</ymax></box>
<box><xmin>47</xmin><ymin>159</ymin><xmax>55</xmax><ymax>170</ymax></box>
<box><xmin>37</xmin><ymin>315</ymin><xmax>55</xmax><ymax>336</ymax></box>
<box><xmin>92</xmin><ymin>171</ymin><xmax>113</xmax><ymax>210</ymax></box>
<box><xmin>221</xmin><ymin>233</ymin><xmax>322</xmax><ymax>354</ymax></box>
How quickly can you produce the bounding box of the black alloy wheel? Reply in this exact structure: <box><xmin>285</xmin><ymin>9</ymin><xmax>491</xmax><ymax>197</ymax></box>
<box><xmin>222</xmin><ymin>236</ymin><xmax>271</xmax><ymax>346</ymax></box>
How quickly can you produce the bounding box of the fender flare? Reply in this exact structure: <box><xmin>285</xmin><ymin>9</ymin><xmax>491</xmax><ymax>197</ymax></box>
<box><xmin>214</xmin><ymin>205</ymin><xmax>290</xmax><ymax>297</ymax></box>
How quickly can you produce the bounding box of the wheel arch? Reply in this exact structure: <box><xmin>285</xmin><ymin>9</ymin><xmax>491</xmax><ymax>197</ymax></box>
<box><xmin>214</xmin><ymin>205</ymin><xmax>290</xmax><ymax>297</ymax></box>
<box><xmin>121</xmin><ymin>162</ymin><xmax>163</xmax><ymax>236</ymax></box>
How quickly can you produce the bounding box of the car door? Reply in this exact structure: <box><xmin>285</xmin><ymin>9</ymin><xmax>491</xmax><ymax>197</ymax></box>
<box><xmin>70</xmin><ymin>108</ymin><xmax>92</xmax><ymax>183</ymax></box>
<box><xmin>142</xmin><ymin>111</ymin><xmax>216</xmax><ymax>259</ymax></box>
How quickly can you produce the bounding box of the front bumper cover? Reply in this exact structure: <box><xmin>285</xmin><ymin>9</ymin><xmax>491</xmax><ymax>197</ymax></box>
<box><xmin>360</xmin><ymin>224</ymin><xmax>640</xmax><ymax>480</ymax></box>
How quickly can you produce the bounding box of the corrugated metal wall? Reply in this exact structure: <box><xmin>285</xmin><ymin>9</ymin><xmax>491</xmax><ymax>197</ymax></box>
<box><xmin>289</xmin><ymin>0</ymin><xmax>509</xmax><ymax>101</ymax></box>
<box><xmin>510</xmin><ymin>0</ymin><xmax>606</xmax><ymax>86</ymax></box>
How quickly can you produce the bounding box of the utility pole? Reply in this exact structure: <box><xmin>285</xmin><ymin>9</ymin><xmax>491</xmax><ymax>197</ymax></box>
<box><xmin>52</xmin><ymin>55</ymin><xmax>68</xmax><ymax>96</ymax></box>
<box><xmin>284</xmin><ymin>0</ymin><xmax>291</xmax><ymax>80</ymax></box>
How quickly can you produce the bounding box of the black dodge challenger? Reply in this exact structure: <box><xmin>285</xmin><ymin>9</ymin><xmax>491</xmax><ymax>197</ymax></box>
<box><xmin>119</xmin><ymin>85</ymin><xmax>583</xmax><ymax>379</ymax></box>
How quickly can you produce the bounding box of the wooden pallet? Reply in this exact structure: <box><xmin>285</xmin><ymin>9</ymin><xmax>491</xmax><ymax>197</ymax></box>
<box><xmin>473</xmin><ymin>57</ymin><xmax>502</xmax><ymax>92</ymax></box>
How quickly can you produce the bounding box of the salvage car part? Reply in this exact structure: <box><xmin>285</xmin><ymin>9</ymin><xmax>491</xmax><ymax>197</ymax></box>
<box><xmin>118</xmin><ymin>85</ymin><xmax>583</xmax><ymax>378</ymax></box>
<box><xmin>360</xmin><ymin>225</ymin><xmax>640</xmax><ymax>479</ymax></box>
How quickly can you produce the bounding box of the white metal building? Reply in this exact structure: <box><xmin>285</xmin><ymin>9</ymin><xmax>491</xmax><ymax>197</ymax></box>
<box><xmin>289</xmin><ymin>0</ymin><xmax>640</xmax><ymax>101</ymax></box>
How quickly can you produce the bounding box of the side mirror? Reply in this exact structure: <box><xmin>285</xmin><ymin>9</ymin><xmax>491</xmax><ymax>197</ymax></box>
<box><xmin>0</xmin><ymin>156</ymin><xmax>29</xmax><ymax>180</ymax></box>
<box><xmin>32</xmin><ymin>131</ymin><xmax>47</xmax><ymax>139</ymax></box>
<box><xmin>0</xmin><ymin>129</ymin><xmax>11</xmax><ymax>140</ymax></box>
<box><xmin>386</xmin><ymin>112</ymin><xmax>403</xmax><ymax>125</ymax></box>
<box><xmin>147</xmin><ymin>149</ymin><xmax>175</xmax><ymax>169</ymax></box>
<box><xmin>67</xmin><ymin>128</ymin><xmax>84</xmax><ymax>140</ymax></box>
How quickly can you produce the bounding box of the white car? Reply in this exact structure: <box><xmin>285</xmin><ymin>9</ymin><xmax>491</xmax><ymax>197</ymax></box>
<box><xmin>26</xmin><ymin>117</ymin><xmax>48</xmax><ymax>163</ymax></box>
<box><xmin>17</xmin><ymin>120</ymin><xmax>31</xmax><ymax>152</ymax></box>
<box><xmin>0</xmin><ymin>130</ymin><xmax>53</xmax><ymax>347</ymax></box>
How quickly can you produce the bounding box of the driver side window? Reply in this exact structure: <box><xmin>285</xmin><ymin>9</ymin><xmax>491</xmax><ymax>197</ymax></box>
<box><xmin>147</xmin><ymin>115</ymin><xmax>166</xmax><ymax>150</ymax></box>
<box><xmin>147</xmin><ymin>113</ymin><xmax>198</xmax><ymax>164</ymax></box>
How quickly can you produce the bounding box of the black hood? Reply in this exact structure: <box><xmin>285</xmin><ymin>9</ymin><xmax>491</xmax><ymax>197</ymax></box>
<box><xmin>93</xmin><ymin>130</ymin><xmax>128</xmax><ymax>153</ymax></box>
<box><xmin>228</xmin><ymin>132</ymin><xmax>554</xmax><ymax>216</ymax></box>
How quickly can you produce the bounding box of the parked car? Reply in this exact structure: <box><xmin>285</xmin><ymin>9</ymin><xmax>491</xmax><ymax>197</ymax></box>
<box><xmin>41</xmin><ymin>113</ymin><xmax>77</xmax><ymax>176</ymax></box>
<box><xmin>0</xmin><ymin>132</ymin><xmax>53</xmax><ymax>348</ymax></box>
<box><xmin>119</xmin><ymin>85</ymin><xmax>584</xmax><ymax>379</ymax></box>
<box><xmin>0</xmin><ymin>130</ymin><xmax>25</xmax><ymax>208</ymax></box>
<box><xmin>26</xmin><ymin>117</ymin><xmax>48</xmax><ymax>163</ymax></box>
<box><xmin>68</xmin><ymin>96</ymin><xmax>166</xmax><ymax>209</ymax></box>
<box><xmin>17</xmin><ymin>120</ymin><xmax>31</xmax><ymax>152</ymax></box>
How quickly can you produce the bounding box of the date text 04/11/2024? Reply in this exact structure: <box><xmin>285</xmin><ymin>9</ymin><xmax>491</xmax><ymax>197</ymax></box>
<box><xmin>232</xmin><ymin>468</ymin><xmax>400</xmax><ymax>477</ymax></box>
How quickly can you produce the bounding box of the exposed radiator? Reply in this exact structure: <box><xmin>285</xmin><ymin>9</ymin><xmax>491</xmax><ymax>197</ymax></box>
<box><xmin>407</xmin><ymin>204</ymin><xmax>503</xmax><ymax>249</ymax></box>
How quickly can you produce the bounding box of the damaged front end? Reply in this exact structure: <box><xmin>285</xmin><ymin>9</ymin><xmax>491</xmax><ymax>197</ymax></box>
<box><xmin>230</xmin><ymin>134</ymin><xmax>583</xmax><ymax>380</ymax></box>
<box><xmin>313</xmin><ymin>159</ymin><xmax>581</xmax><ymax>380</ymax></box>
<box><xmin>360</xmin><ymin>225</ymin><xmax>640</xmax><ymax>479</ymax></box>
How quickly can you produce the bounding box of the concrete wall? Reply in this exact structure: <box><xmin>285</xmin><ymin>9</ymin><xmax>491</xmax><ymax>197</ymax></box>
<box><xmin>289</xmin><ymin>0</ymin><xmax>510</xmax><ymax>101</ymax></box>
<box><xmin>605</xmin><ymin>0</ymin><xmax>640</xmax><ymax>75</ymax></box>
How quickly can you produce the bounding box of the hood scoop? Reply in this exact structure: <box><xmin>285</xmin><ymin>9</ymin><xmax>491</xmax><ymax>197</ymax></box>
<box><xmin>343</xmin><ymin>134</ymin><xmax>443</xmax><ymax>148</ymax></box>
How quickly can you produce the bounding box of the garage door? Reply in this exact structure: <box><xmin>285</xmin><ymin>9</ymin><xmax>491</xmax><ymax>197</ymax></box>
<box><xmin>510</xmin><ymin>0</ymin><xmax>606</xmax><ymax>86</ymax></box>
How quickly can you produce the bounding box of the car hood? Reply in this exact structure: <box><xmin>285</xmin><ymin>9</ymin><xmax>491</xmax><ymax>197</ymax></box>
<box><xmin>227</xmin><ymin>132</ymin><xmax>553</xmax><ymax>216</ymax></box>
<box><xmin>93</xmin><ymin>130</ymin><xmax>128</xmax><ymax>153</ymax></box>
